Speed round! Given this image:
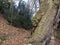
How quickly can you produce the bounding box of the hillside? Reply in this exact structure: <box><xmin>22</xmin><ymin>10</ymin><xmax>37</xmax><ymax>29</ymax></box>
<box><xmin>0</xmin><ymin>14</ymin><xmax>31</xmax><ymax>45</ymax></box>
<box><xmin>0</xmin><ymin>0</ymin><xmax>60</xmax><ymax>45</ymax></box>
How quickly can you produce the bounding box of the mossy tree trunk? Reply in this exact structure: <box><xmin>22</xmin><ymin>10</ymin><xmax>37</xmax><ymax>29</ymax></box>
<box><xmin>26</xmin><ymin>0</ymin><xmax>59</xmax><ymax>45</ymax></box>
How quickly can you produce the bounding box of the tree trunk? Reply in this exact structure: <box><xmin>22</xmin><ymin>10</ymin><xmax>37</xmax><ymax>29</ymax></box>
<box><xmin>26</xmin><ymin>0</ymin><xmax>59</xmax><ymax>45</ymax></box>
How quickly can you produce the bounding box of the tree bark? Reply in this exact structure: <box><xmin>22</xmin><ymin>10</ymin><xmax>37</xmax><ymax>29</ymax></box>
<box><xmin>27</xmin><ymin>0</ymin><xmax>59</xmax><ymax>45</ymax></box>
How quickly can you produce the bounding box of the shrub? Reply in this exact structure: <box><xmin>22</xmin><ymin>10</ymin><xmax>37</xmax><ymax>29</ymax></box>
<box><xmin>0</xmin><ymin>0</ymin><xmax>33</xmax><ymax>29</ymax></box>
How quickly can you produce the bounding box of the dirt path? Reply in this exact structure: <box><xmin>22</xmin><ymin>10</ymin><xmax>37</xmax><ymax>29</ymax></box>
<box><xmin>0</xmin><ymin>14</ymin><xmax>30</xmax><ymax>45</ymax></box>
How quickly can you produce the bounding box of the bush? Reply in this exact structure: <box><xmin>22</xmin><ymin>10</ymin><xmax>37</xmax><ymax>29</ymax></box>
<box><xmin>0</xmin><ymin>0</ymin><xmax>33</xmax><ymax>29</ymax></box>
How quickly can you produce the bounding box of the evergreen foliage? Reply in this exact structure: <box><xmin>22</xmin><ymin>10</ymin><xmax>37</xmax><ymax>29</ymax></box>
<box><xmin>0</xmin><ymin>0</ymin><xmax>33</xmax><ymax>29</ymax></box>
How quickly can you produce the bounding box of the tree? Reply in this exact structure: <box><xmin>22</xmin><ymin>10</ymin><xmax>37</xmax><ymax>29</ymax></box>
<box><xmin>6</xmin><ymin>0</ymin><xmax>33</xmax><ymax>29</ymax></box>
<box><xmin>27</xmin><ymin>0</ymin><xmax>55</xmax><ymax>44</ymax></box>
<box><xmin>0</xmin><ymin>0</ymin><xmax>33</xmax><ymax>29</ymax></box>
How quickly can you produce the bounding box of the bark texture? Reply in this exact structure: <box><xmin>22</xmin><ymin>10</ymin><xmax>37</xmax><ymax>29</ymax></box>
<box><xmin>26</xmin><ymin>0</ymin><xmax>60</xmax><ymax>45</ymax></box>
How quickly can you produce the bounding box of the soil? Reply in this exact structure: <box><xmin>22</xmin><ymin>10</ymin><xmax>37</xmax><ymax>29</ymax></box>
<box><xmin>0</xmin><ymin>14</ymin><xmax>31</xmax><ymax>45</ymax></box>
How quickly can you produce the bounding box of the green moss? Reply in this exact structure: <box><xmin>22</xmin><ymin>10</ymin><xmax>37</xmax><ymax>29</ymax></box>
<box><xmin>32</xmin><ymin>0</ymin><xmax>49</xmax><ymax>26</ymax></box>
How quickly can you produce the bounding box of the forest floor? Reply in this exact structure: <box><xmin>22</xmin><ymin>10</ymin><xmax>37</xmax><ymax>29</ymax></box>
<box><xmin>55</xmin><ymin>38</ymin><xmax>60</xmax><ymax>45</ymax></box>
<box><xmin>0</xmin><ymin>14</ymin><xmax>31</xmax><ymax>45</ymax></box>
